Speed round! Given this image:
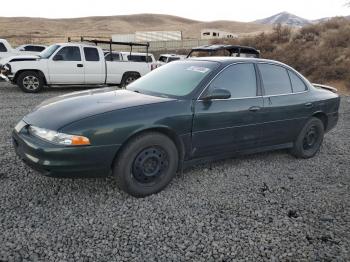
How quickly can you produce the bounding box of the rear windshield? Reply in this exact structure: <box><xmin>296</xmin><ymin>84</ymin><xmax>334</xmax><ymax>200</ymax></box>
<box><xmin>127</xmin><ymin>61</ymin><xmax>219</xmax><ymax>97</ymax></box>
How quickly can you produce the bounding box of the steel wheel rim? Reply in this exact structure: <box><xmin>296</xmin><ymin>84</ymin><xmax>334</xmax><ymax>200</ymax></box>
<box><xmin>303</xmin><ymin>126</ymin><xmax>319</xmax><ymax>150</ymax></box>
<box><xmin>23</xmin><ymin>76</ymin><xmax>39</xmax><ymax>90</ymax></box>
<box><xmin>132</xmin><ymin>146</ymin><xmax>169</xmax><ymax>184</ymax></box>
<box><xmin>125</xmin><ymin>76</ymin><xmax>135</xmax><ymax>86</ymax></box>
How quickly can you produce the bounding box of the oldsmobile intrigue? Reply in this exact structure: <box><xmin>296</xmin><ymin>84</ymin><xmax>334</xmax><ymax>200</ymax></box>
<box><xmin>12</xmin><ymin>58</ymin><xmax>340</xmax><ymax>197</ymax></box>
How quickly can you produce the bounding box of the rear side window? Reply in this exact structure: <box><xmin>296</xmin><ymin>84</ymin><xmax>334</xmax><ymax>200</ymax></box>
<box><xmin>128</xmin><ymin>55</ymin><xmax>152</xmax><ymax>63</ymax></box>
<box><xmin>288</xmin><ymin>70</ymin><xmax>307</xmax><ymax>93</ymax></box>
<box><xmin>209</xmin><ymin>63</ymin><xmax>257</xmax><ymax>98</ymax></box>
<box><xmin>105</xmin><ymin>53</ymin><xmax>120</xmax><ymax>61</ymax></box>
<box><xmin>168</xmin><ymin>57</ymin><xmax>180</xmax><ymax>62</ymax></box>
<box><xmin>24</xmin><ymin>46</ymin><xmax>46</xmax><ymax>52</ymax></box>
<box><xmin>54</xmin><ymin>46</ymin><xmax>81</xmax><ymax>61</ymax></box>
<box><xmin>0</xmin><ymin>43</ymin><xmax>7</xmax><ymax>52</ymax></box>
<box><xmin>84</xmin><ymin>47</ymin><xmax>100</xmax><ymax>61</ymax></box>
<box><xmin>258</xmin><ymin>64</ymin><xmax>292</xmax><ymax>95</ymax></box>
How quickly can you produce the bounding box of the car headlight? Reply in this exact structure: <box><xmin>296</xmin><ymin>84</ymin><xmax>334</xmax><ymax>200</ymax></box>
<box><xmin>0</xmin><ymin>64</ymin><xmax>11</xmax><ymax>75</ymax></box>
<box><xmin>29</xmin><ymin>126</ymin><xmax>90</xmax><ymax>146</ymax></box>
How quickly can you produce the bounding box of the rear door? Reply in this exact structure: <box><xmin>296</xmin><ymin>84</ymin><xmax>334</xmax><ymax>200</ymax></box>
<box><xmin>83</xmin><ymin>47</ymin><xmax>105</xmax><ymax>84</ymax></box>
<box><xmin>192</xmin><ymin>63</ymin><xmax>264</xmax><ymax>158</ymax></box>
<box><xmin>257</xmin><ymin>63</ymin><xmax>311</xmax><ymax>146</ymax></box>
<box><xmin>48</xmin><ymin>46</ymin><xmax>84</xmax><ymax>84</ymax></box>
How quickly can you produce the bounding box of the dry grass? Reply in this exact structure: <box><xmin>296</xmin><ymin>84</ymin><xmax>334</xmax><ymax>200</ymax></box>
<box><xmin>0</xmin><ymin>14</ymin><xmax>271</xmax><ymax>45</ymax></box>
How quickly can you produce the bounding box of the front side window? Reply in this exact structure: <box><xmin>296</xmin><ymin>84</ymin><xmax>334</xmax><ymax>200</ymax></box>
<box><xmin>208</xmin><ymin>63</ymin><xmax>257</xmax><ymax>98</ymax></box>
<box><xmin>127</xmin><ymin>61</ymin><xmax>219</xmax><ymax>97</ymax></box>
<box><xmin>258</xmin><ymin>64</ymin><xmax>292</xmax><ymax>96</ymax></box>
<box><xmin>84</xmin><ymin>47</ymin><xmax>100</xmax><ymax>61</ymax></box>
<box><xmin>0</xmin><ymin>43</ymin><xmax>7</xmax><ymax>52</ymax></box>
<box><xmin>54</xmin><ymin>46</ymin><xmax>81</xmax><ymax>61</ymax></box>
<box><xmin>288</xmin><ymin>70</ymin><xmax>307</xmax><ymax>93</ymax></box>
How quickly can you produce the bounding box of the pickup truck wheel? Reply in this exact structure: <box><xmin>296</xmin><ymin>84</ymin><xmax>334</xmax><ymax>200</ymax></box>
<box><xmin>120</xmin><ymin>73</ymin><xmax>140</xmax><ymax>88</ymax></box>
<box><xmin>17</xmin><ymin>71</ymin><xmax>44</xmax><ymax>93</ymax></box>
<box><xmin>113</xmin><ymin>132</ymin><xmax>178</xmax><ymax>197</ymax></box>
<box><xmin>290</xmin><ymin>117</ymin><xmax>324</xmax><ymax>158</ymax></box>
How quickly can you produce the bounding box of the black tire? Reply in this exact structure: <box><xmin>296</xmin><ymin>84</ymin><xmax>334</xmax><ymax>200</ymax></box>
<box><xmin>17</xmin><ymin>71</ymin><xmax>44</xmax><ymax>93</ymax></box>
<box><xmin>120</xmin><ymin>72</ymin><xmax>140</xmax><ymax>88</ymax></box>
<box><xmin>113</xmin><ymin>132</ymin><xmax>179</xmax><ymax>197</ymax></box>
<box><xmin>291</xmin><ymin>117</ymin><xmax>324</xmax><ymax>158</ymax></box>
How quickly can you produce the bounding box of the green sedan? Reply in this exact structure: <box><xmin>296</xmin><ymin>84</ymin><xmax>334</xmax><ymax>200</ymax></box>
<box><xmin>13</xmin><ymin>58</ymin><xmax>340</xmax><ymax>197</ymax></box>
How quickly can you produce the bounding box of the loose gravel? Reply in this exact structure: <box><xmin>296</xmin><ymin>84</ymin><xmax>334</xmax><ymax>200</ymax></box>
<box><xmin>0</xmin><ymin>82</ymin><xmax>349</xmax><ymax>261</ymax></box>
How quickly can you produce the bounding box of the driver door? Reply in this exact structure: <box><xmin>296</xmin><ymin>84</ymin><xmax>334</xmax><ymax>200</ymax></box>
<box><xmin>48</xmin><ymin>46</ymin><xmax>85</xmax><ymax>84</ymax></box>
<box><xmin>191</xmin><ymin>63</ymin><xmax>264</xmax><ymax>158</ymax></box>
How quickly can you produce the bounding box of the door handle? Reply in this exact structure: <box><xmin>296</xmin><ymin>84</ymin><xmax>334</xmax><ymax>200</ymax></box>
<box><xmin>249</xmin><ymin>106</ymin><xmax>261</xmax><ymax>112</ymax></box>
<box><xmin>77</xmin><ymin>64</ymin><xmax>84</xmax><ymax>68</ymax></box>
<box><xmin>305</xmin><ymin>102</ymin><xmax>313</xmax><ymax>108</ymax></box>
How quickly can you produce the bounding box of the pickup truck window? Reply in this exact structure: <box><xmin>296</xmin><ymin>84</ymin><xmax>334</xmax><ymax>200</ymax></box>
<box><xmin>127</xmin><ymin>61</ymin><xmax>219</xmax><ymax>97</ymax></box>
<box><xmin>0</xmin><ymin>43</ymin><xmax>7</xmax><ymax>52</ymax></box>
<box><xmin>24</xmin><ymin>45</ymin><xmax>46</xmax><ymax>52</ymax></box>
<box><xmin>105</xmin><ymin>53</ymin><xmax>120</xmax><ymax>61</ymax></box>
<box><xmin>84</xmin><ymin>47</ymin><xmax>100</xmax><ymax>61</ymax></box>
<box><xmin>168</xmin><ymin>57</ymin><xmax>180</xmax><ymax>62</ymax></box>
<box><xmin>128</xmin><ymin>55</ymin><xmax>152</xmax><ymax>63</ymax></box>
<box><xmin>40</xmin><ymin>45</ymin><xmax>60</xmax><ymax>59</ymax></box>
<box><xmin>54</xmin><ymin>46</ymin><xmax>81</xmax><ymax>61</ymax></box>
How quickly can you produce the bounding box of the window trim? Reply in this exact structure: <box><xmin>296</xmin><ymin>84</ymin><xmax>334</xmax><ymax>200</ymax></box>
<box><xmin>197</xmin><ymin>62</ymin><xmax>261</xmax><ymax>101</ymax></box>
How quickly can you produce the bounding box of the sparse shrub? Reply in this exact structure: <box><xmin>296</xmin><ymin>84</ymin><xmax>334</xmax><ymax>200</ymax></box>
<box><xmin>219</xmin><ymin>18</ymin><xmax>350</xmax><ymax>89</ymax></box>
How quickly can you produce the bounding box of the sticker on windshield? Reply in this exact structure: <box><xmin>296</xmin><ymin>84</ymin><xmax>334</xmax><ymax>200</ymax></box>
<box><xmin>186</xmin><ymin>66</ymin><xmax>210</xmax><ymax>73</ymax></box>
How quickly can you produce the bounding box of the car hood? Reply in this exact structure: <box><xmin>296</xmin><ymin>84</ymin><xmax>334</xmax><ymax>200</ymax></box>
<box><xmin>0</xmin><ymin>55</ymin><xmax>39</xmax><ymax>65</ymax></box>
<box><xmin>23</xmin><ymin>87</ymin><xmax>176</xmax><ymax>130</ymax></box>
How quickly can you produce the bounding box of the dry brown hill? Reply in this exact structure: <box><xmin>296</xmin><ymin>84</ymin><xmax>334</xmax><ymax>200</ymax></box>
<box><xmin>0</xmin><ymin>13</ymin><xmax>271</xmax><ymax>45</ymax></box>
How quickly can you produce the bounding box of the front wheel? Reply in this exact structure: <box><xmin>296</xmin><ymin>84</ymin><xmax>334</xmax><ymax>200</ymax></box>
<box><xmin>17</xmin><ymin>71</ymin><xmax>44</xmax><ymax>93</ymax></box>
<box><xmin>291</xmin><ymin>117</ymin><xmax>324</xmax><ymax>158</ymax></box>
<box><xmin>113</xmin><ymin>132</ymin><xmax>179</xmax><ymax>197</ymax></box>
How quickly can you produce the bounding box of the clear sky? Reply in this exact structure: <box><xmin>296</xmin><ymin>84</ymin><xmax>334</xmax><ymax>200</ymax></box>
<box><xmin>1</xmin><ymin>0</ymin><xmax>349</xmax><ymax>21</ymax></box>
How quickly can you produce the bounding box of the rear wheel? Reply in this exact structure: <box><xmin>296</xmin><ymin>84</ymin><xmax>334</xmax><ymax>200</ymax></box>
<box><xmin>120</xmin><ymin>72</ymin><xmax>140</xmax><ymax>88</ymax></box>
<box><xmin>291</xmin><ymin>117</ymin><xmax>324</xmax><ymax>158</ymax></box>
<box><xmin>17</xmin><ymin>71</ymin><xmax>44</xmax><ymax>93</ymax></box>
<box><xmin>113</xmin><ymin>132</ymin><xmax>178</xmax><ymax>197</ymax></box>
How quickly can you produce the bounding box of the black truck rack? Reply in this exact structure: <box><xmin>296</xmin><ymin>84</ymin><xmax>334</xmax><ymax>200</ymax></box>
<box><xmin>187</xmin><ymin>44</ymin><xmax>260</xmax><ymax>58</ymax></box>
<box><xmin>68</xmin><ymin>36</ymin><xmax>150</xmax><ymax>62</ymax></box>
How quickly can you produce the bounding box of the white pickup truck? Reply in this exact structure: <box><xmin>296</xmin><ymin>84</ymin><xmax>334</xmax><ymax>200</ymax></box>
<box><xmin>0</xmin><ymin>42</ymin><xmax>154</xmax><ymax>93</ymax></box>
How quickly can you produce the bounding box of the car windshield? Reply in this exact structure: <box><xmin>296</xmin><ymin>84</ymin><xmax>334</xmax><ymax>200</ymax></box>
<box><xmin>127</xmin><ymin>61</ymin><xmax>219</xmax><ymax>97</ymax></box>
<box><xmin>39</xmin><ymin>44</ymin><xmax>60</xmax><ymax>59</ymax></box>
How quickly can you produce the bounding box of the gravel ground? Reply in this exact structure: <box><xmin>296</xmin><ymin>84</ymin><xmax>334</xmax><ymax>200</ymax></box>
<box><xmin>0</xmin><ymin>82</ymin><xmax>349</xmax><ymax>262</ymax></box>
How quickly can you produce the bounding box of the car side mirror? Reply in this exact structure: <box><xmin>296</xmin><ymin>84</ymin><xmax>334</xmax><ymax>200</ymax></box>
<box><xmin>53</xmin><ymin>54</ymin><xmax>63</xmax><ymax>61</ymax></box>
<box><xmin>202</xmin><ymin>88</ymin><xmax>231</xmax><ymax>100</ymax></box>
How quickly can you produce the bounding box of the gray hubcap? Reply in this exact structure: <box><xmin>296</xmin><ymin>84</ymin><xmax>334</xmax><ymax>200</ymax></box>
<box><xmin>23</xmin><ymin>76</ymin><xmax>39</xmax><ymax>90</ymax></box>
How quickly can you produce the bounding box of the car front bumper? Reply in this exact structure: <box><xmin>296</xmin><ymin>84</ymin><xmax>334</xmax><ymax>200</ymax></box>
<box><xmin>12</xmin><ymin>123</ymin><xmax>120</xmax><ymax>178</ymax></box>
